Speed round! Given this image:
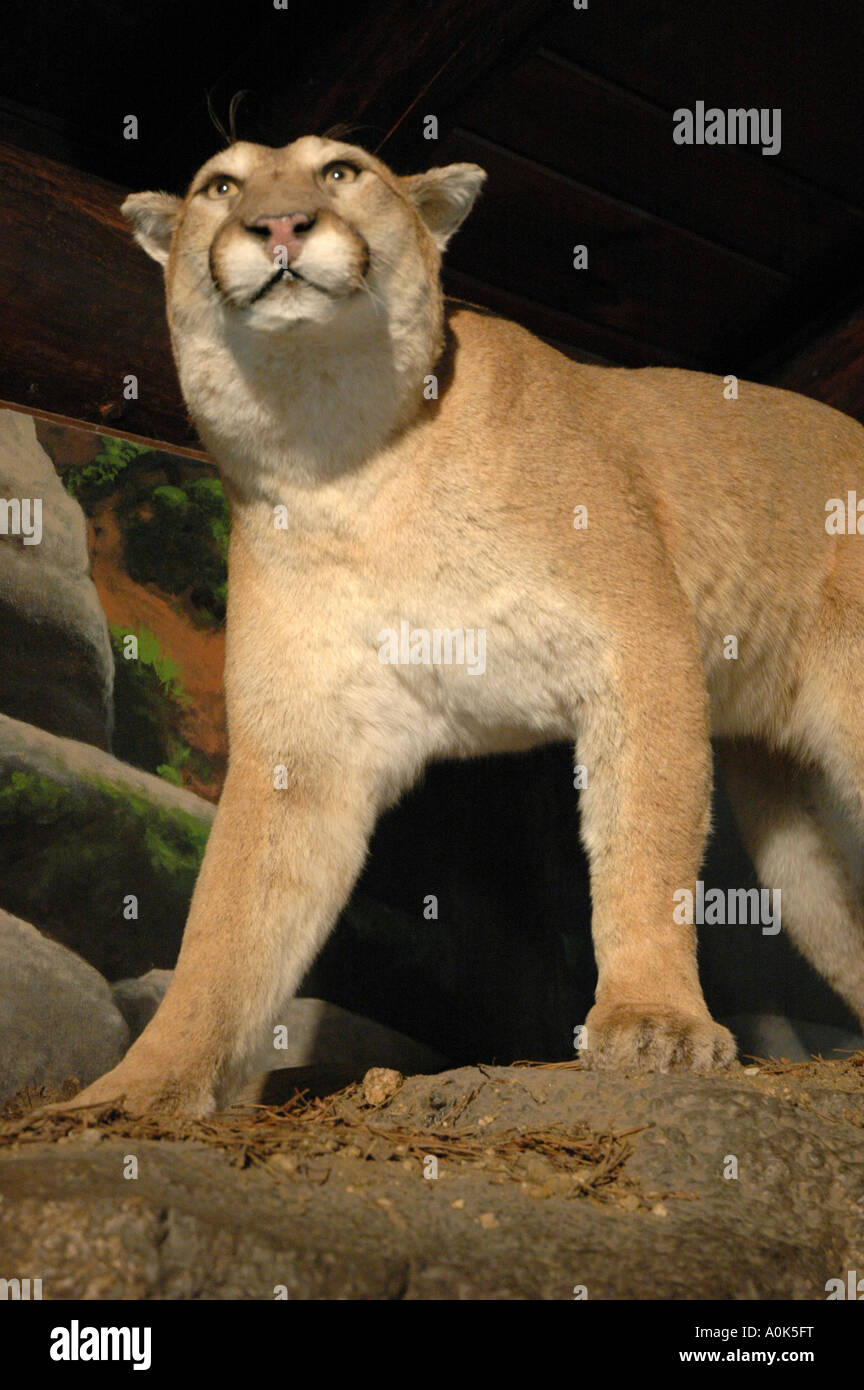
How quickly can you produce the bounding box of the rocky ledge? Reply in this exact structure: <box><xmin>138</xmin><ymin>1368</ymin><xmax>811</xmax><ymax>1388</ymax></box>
<box><xmin>1</xmin><ymin>1055</ymin><xmax>862</xmax><ymax>1300</ymax></box>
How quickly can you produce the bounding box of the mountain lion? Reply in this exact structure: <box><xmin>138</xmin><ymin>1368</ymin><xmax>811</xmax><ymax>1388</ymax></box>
<box><xmin>67</xmin><ymin>135</ymin><xmax>864</xmax><ymax>1115</ymax></box>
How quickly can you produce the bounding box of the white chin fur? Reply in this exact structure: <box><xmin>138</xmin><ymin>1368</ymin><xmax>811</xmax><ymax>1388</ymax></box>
<box><xmin>218</xmin><ymin>236</ymin><xmax>360</xmax><ymax>324</ymax></box>
<box><xmin>240</xmin><ymin>280</ymin><xmax>344</xmax><ymax>331</ymax></box>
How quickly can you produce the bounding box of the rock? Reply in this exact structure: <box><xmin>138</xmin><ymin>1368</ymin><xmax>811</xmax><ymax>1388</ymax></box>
<box><xmin>362</xmin><ymin>1067</ymin><xmax>403</xmax><ymax>1106</ymax></box>
<box><xmin>1</xmin><ymin>1059</ymin><xmax>862</xmax><ymax>1298</ymax></box>
<box><xmin>109</xmin><ymin>977</ymin><xmax>449</xmax><ymax>1084</ymax></box>
<box><xmin>0</xmin><ymin>908</ymin><xmax>128</xmax><ymax>1105</ymax></box>
<box><xmin>0</xmin><ymin>410</ymin><xmax>113</xmax><ymax>748</ymax></box>
<box><xmin>112</xmin><ymin>970</ymin><xmax>174</xmax><ymax>1038</ymax></box>
<box><xmin>721</xmin><ymin>1012</ymin><xmax>864</xmax><ymax>1062</ymax></box>
<box><xmin>0</xmin><ymin>712</ymin><xmax>215</xmax><ymax>978</ymax></box>
<box><xmin>0</xmin><ymin>711</ymin><xmax>213</xmax><ymax>821</ymax></box>
<box><xmin>257</xmin><ymin>999</ymin><xmax>447</xmax><ymax>1079</ymax></box>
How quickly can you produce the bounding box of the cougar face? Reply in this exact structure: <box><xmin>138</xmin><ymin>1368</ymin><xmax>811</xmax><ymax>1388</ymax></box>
<box><xmin>123</xmin><ymin>136</ymin><xmax>486</xmax><ymax>337</ymax></box>
<box><xmin>194</xmin><ymin>138</ymin><xmax>390</xmax><ymax>330</ymax></box>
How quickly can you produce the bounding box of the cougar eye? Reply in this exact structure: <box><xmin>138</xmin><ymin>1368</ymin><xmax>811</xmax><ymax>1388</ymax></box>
<box><xmin>204</xmin><ymin>175</ymin><xmax>240</xmax><ymax>199</ymax></box>
<box><xmin>322</xmin><ymin>161</ymin><xmax>360</xmax><ymax>185</ymax></box>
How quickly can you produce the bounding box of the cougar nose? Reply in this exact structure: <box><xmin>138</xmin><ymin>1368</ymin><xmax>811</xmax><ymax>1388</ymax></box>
<box><xmin>248</xmin><ymin>212</ymin><xmax>316</xmax><ymax>262</ymax></box>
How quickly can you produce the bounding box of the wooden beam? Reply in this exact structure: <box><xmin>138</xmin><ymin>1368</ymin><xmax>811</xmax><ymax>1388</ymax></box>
<box><xmin>158</xmin><ymin>0</ymin><xmax>554</xmax><ymax>185</ymax></box>
<box><xmin>0</xmin><ymin>141</ymin><xmax>197</xmax><ymax>449</ymax></box>
<box><xmin>769</xmin><ymin>302</ymin><xmax>864</xmax><ymax>423</ymax></box>
<box><xmin>544</xmin><ymin>0</ymin><xmax>864</xmax><ymax>210</ymax></box>
<box><xmin>459</xmin><ymin>50</ymin><xmax>864</xmax><ymax>280</ymax></box>
<box><xmin>439</xmin><ymin>129</ymin><xmax>792</xmax><ymax>370</ymax></box>
<box><xmin>0</xmin><ymin>399</ymin><xmax>212</xmax><ymax>462</ymax></box>
<box><xmin>443</xmin><ymin>269</ymin><xmax>690</xmax><ymax>367</ymax></box>
<box><xmin>0</xmin><ymin>5</ymin><xmax>557</xmax><ymax>449</ymax></box>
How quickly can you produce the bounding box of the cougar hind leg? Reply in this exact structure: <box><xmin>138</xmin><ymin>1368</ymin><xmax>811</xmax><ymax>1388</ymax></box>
<box><xmin>718</xmin><ymin>739</ymin><xmax>864</xmax><ymax>1032</ymax></box>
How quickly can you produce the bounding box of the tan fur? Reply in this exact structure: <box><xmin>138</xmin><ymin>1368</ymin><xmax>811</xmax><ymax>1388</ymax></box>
<box><xmin>68</xmin><ymin>136</ymin><xmax>864</xmax><ymax>1115</ymax></box>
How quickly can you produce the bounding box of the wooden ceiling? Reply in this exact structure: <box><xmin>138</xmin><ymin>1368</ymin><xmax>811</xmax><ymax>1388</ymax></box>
<box><xmin>2</xmin><ymin>0</ymin><xmax>864</xmax><ymax>446</ymax></box>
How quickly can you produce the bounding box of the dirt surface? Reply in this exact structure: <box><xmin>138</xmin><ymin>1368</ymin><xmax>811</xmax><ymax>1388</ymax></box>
<box><xmin>33</xmin><ymin>421</ymin><xmax>228</xmax><ymax>800</ymax></box>
<box><xmin>87</xmin><ymin>498</ymin><xmax>227</xmax><ymax>801</ymax></box>
<box><xmin>1</xmin><ymin>1056</ymin><xmax>862</xmax><ymax>1300</ymax></box>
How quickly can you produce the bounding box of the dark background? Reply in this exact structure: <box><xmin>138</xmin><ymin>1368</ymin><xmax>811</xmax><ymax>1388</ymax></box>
<box><xmin>5</xmin><ymin>0</ymin><xmax>864</xmax><ymax>375</ymax></box>
<box><xmin>1</xmin><ymin>0</ymin><xmax>862</xmax><ymax>1060</ymax></box>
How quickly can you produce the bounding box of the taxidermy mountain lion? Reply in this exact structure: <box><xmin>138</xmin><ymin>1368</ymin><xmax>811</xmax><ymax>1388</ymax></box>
<box><xmin>70</xmin><ymin>136</ymin><xmax>864</xmax><ymax>1116</ymax></box>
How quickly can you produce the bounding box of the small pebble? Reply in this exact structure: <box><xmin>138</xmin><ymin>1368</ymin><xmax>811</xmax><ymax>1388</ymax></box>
<box><xmin>362</xmin><ymin>1067</ymin><xmax>403</xmax><ymax>1106</ymax></box>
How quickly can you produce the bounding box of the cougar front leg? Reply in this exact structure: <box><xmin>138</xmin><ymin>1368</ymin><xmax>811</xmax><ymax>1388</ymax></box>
<box><xmin>68</xmin><ymin>745</ymin><xmax>382</xmax><ymax>1116</ymax></box>
<box><xmin>578</xmin><ymin>649</ymin><xmax>735</xmax><ymax>1071</ymax></box>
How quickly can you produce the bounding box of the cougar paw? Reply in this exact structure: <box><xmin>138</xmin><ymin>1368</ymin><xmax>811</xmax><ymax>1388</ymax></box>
<box><xmin>580</xmin><ymin>1002</ymin><xmax>736</xmax><ymax>1073</ymax></box>
<box><xmin>35</xmin><ymin>1063</ymin><xmax>216</xmax><ymax>1121</ymax></box>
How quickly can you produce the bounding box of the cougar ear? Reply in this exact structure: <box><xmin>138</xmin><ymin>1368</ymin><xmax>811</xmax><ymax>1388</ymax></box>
<box><xmin>121</xmin><ymin>191</ymin><xmax>182</xmax><ymax>265</ymax></box>
<box><xmin>402</xmin><ymin>163</ymin><xmax>487</xmax><ymax>251</ymax></box>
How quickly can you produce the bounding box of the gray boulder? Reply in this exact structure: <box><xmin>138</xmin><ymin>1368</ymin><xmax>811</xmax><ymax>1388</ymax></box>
<box><xmin>0</xmin><ymin>710</ymin><xmax>215</xmax><ymax>820</ymax></box>
<box><xmin>0</xmin><ymin>410</ymin><xmax>113</xmax><ymax>748</ymax></box>
<box><xmin>722</xmin><ymin>1011</ymin><xmax>864</xmax><ymax>1063</ymax></box>
<box><xmin>0</xmin><ymin>909</ymin><xmax>128</xmax><ymax>1105</ymax></box>
<box><xmin>112</xmin><ymin>969</ymin><xmax>174</xmax><ymax>1040</ymax></box>
<box><xmin>111</xmin><ymin>972</ymin><xmax>448</xmax><ymax>1080</ymax></box>
<box><xmin>258</xmin><ymin>997</ymin><xmax>448</xmax><ymax>1077</ymax></box>
<box><xmin>0</xmin><ymin>712</ymin><xmax>214</xmax><ymax>978</ymax></box>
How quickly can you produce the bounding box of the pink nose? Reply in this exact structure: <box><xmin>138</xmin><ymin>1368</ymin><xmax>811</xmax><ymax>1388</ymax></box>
<box><xmin>249</xmin><ymin>212</ymin><xmax>316</xmax><ymax>263</ymax></box>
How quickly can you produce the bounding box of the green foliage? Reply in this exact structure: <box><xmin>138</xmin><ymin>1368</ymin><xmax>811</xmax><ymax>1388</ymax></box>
<box><xmin>62</xmin><ymin>433</ymin><xmax>229</xmax><ymax>626</ymax></box>
<box><xmin>63</xmin><ymin>436</ymin><xmax>151</xmax><ymax>506</ymax></box>
<box><xmin>109</xmin><ymin>624</ymin><xmax>191</xmax><ymax>782</ymax></box>
<box><xmin>119</xmin><ymin>473</ymin><xmax>230</xmax><ymax>623</ymax></box>
<box><xmin>0</xmin><ymin>769</ymin><xmax>67</xmax><ymax>824</ymax></box>
<box><xmin>0</xmin><ymin>768</ymin><xmax>211</xmax><ymax>977</ymax></box>
<box><xmin>156</xmin><ymin>762</ymin><xmax>184</xmax><ymax>786</ymax></box>
<box><xmin>112</xmin><ymin>624</ymin><xmax>187</xmax><ymax>699</ymax></box>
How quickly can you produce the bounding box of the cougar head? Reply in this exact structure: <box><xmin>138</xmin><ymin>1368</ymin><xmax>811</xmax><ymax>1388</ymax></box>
<box><xmin>122</xmin><ymin>135</ymin><xmax>486</xmax><ymax>337</ymax></box>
